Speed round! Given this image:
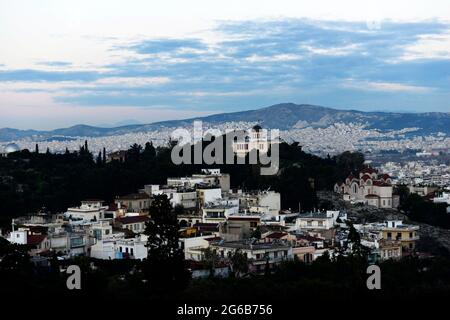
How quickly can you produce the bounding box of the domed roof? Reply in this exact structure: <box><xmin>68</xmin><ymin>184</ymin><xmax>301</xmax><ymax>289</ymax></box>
<box><xmin>252</xmin><ymin>124</ymin><xmax>262</xmax><ymax>132</ymax></box>
<box><xmin>4</xmin><ymin>143</ymin><xmax>20</xmax><ymax>153</ymax></box>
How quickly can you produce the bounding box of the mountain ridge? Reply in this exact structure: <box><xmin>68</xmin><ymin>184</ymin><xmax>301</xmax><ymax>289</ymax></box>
<box><xmin>1</xmin><ymin>103</ymin><xmax>449</xmax><ymax>141</ymax></box>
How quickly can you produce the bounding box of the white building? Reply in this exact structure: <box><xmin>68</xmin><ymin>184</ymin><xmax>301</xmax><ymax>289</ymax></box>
<box><xmin>179</xmin><ymin>234</ymin><xmax>220</xmax><ymax>260</ymax></box>
<box><xmin>114</xmin><ymin>237</ymin><xmax>148</xmax><ymax>260</ymax></box>
<box><xmin>167</xmin><ymin>169</ymin><xmax>230</xmax><ymax>192</ymax></box>
<box><xmin>65</xmin><ymin>200</ymin><xmax>108</xmax><ymax>222</ymax></box>
<box><xmin>170</xmin><ymin>189</ymin><xmax>198</xmax><ymax>209</ymax></box>
<box><xmin>143</xmin><ymin>184</ymin><xmax>198</xmax><ymax>209</ymax></box>
<box><xmin>202</xmin><ymin>203</ymin><xmax>239</xmax><ymax>223</ymax></box>
<box><xmin>232</xmin><ymin>125</ymin><xmax>270</xmax><ymax>156</ymax></box>
<box><xmin>232</xmin><ymin>190</ymin><xmax>281</xmax><ymax>217</ymax></box>
<box><xmin>90</xmin><ymin>235</ymin><xmax>148</xmax><ymax>260</ymax></box>
<box><xmin>210</xmin><ymin>239</ymin><xmax>293</xmax><ymax>274</ymax></box>
<box><xmin>295</xmin><ymin>211</ymin><xmax>339</xmax><ymax>230</ymax></box>
<box><xmin>197</xmin><ymin>187</ymin><xmax>222</xmax><ymax>207</ymax></box>
<box><xmin>433</xmin><ymin>192</ymin><xmax>450</xmax><ymax>213</ymax></box>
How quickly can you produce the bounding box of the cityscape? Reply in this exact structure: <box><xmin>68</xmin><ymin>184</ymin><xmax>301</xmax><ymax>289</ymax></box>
<box><xmin>1</xmin><ymin>0</ymin><xmax>450</xmax><ymax>317</ymax></box>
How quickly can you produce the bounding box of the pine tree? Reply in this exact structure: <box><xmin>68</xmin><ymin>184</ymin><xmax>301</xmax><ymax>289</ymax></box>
<box><xmin>143</xmin><ymin>194</ymin><xmax>190</xmax><ymax>292</ymax></box>
<box><xmin>102</xmin><ymin>147</ymin><xmax>106</xmax><ymax>164</ymax></box>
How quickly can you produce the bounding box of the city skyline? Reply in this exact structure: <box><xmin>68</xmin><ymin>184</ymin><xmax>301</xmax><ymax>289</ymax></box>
<box><xmin>1</xmin><ymin>0</ymin><xmax>450</xmax><ymax>129</ymax></box>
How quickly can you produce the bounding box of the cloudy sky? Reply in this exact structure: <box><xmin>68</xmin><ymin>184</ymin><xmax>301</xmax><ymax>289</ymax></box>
<box><xmin>1</xmin><ymin>0</ymin><xmax>449</xmax><ymax>129</ymax></box>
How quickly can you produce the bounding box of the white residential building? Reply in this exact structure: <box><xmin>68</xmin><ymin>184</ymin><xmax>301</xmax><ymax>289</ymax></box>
<box><xmin>232</xmin><ymin>190</ymin><xmax>281</xmax><ymax>217</ymax></box>
<box><xmin>433</xmin><ymin>192</ymin><xmax>450</xmax><ymax>213</ymax></box>
<box><xmin>197</xmin><ymin>187</ymin><xmax>222</xmax><ymax>207</ymax></box>
<box><xmin>65</xmin><ymin>200</ymin><xmax>108</xmax><ymax>222</ymax></box>
<box><xmin>295</xmin><ymin>211</ymin><xmax>340</xmax><ymax>230</ymax></box>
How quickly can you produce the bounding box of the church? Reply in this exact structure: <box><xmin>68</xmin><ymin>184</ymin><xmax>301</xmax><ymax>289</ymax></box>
<box><xmin>334</xmin><ymin>167</ymin><xmax>399</xmax><ymax>209</ymax></box>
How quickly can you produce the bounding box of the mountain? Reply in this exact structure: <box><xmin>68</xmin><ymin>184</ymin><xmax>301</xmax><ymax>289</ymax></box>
<box><xmin>1</xmin><ymin>103</ymin><xmax>449</xmax><ymax>141</ymax></box>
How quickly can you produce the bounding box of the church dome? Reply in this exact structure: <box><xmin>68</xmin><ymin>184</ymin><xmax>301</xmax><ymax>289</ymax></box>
<box><xmin>4</xmin><ymin>143</ymin><xmax>20</xmax><ymax>153</ymax></box>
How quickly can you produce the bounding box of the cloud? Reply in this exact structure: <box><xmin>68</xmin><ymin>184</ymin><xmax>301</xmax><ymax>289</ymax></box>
<box><xmin>127</xmin><ymin>38</ymin><xmax>208</xmax><ymax>54</ymax></box>
<box><xmin>1</xmin><ymin>18</ymin><xmax>450</xmax><ymax>121</ymax></box>
<box><xmin>37</xmin><ymin>61</ymin><xmax>73</xmax><ymax>67</ymax></box>
<box><xmin>341</xmin><ymin>80</ymin><xmax>433</xmax><ymax>93</ymax></box>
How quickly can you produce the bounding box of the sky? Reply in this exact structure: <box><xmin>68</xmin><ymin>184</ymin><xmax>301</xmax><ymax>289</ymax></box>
<box><xmin>0</xmin><ymin>0</ymin><xmax>449</xmax><ymax>130</ymax></box>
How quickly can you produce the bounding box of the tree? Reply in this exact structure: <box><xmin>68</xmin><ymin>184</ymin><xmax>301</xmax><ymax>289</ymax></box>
<box><xmin>228</xmin><ymin>249</ymin><xmax>249</xmax><ymax>277</ymax></box>
<box><xmin>347</xmin><ymin>222</ymin><xmax>369</xmax><ymax>258</ymax></box>
<box><xmin>202</xmin><ymin>247</ymin><xmax>219</xmax><ymax>278</ymax></box>
<box><xmin>396</xmin><ymin>185</ymin><xmax>410</xmax><ymax>209</ymax></box>
<box><xmin>174</xmin><ymin>204</ymin><xmax>185</xmax><ymax>216</ymax></box>
<box><xmin>127</xmin><ymin>143</ymin><xmax>142</xmax><ymax>163</ymax></box>
<box><xmin>250</xmin><ymin>226</ymin><xmax>262</xmax><ymax>239</ymax></box>
<box><xmin>143</xmin><ymin>194</ymin><xmax>190</xmax><ymax>292</ymax></box>
<box><xmin>143</xmin><ymin>141</ymin><xmax>156</xmax><ymax>160</ymax></box>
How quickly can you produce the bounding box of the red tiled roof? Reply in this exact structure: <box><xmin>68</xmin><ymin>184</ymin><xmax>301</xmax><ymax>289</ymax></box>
<box><xmin>296</xmin><ymin>234</ymin><xmax>323</xmax><ymax>242</ymax></box>
<box><xmin>116</xmin><ymin>193</ymin><xmax>150</xmax><ymax>201</ymax></box>
<box><xmin>116</xmin><ymin>215</ymin><xmax>149</xmax><ymax>224</ymax></box>
<box><xmin>361</xmin><ymin>167</ymin><xmax>378</xmax><ymax>174</ymax></box>
<box><xmin>206</xmin><ymin>236</ymin><xmax>222</xmax><ymax>242</ymax></box>
<box><xmin>373</xmin><ymin>181</ymin><xmax>391</xmax><ymax>186</ymax></box>
<box><xmin>107</xmin><ymin>203</ymin><xmax>119</xmax><ymax>211</ymax></box>
<box><xmin>27</xmin><ymin>234</ymin><xmax>47</xmax><ymax>246</ymax></box>
<box><xmin>266</xmin><ymin>232</ymin><xmax>287</xmax><ymax>239</ymax></box>
<box><xmin>361</xmin><ymin>174</ymin><xmax>372</xmax><ymax>181</ymax></box>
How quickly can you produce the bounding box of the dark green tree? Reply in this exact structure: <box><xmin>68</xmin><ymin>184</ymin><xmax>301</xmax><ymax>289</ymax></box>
<box><xmin>202</xmin><ymin>247</ymin><xmax>219</xmax><ymax>278</ymax></box>
<box><xmin>228</xmin><ymin>249</ymin><xmax>249</xmax><ymax>278</ymax></box>
<box><xmin>143</xmin><ymin>194</ymin><xmax>190</xmax><ymax>292</ymax></box>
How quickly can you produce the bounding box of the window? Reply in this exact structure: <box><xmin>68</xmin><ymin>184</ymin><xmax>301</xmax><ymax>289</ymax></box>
<box><xmin>396</xmin><ymin>233</ymin><xmax>402</xmax><ymax>240</ymax></box>
<box><xmin>387</xmin><ymin>232</ymin><xmax>392</xmax><ymax>240</ymax></box>
<box><xmin>307</xmin><ymin>221</ymin><xmax>312</xmax><ymax>226</ymax></box>
<box><xmin>318</xmin><ymin>221</ymin><xmax>323</xmax><ymax>227</ymax></box>
<box><xmin>119</xmin><ymin>246</ymin><xmax>123</xmax><ymax>252</ymax></box>
<box><xmin>274</xmin><ymin>252</ymin><xmax>278</xmax><ymax>258</ymax></box>
<box><xmin>130</xmin><ymin>248</ymin><xmax>134</xmax><ymax>256</ymax></box>
<box><xmin>409</xmin><ymin>232</ymin><xmax>413</xmax><ymax>239</ymax></box>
